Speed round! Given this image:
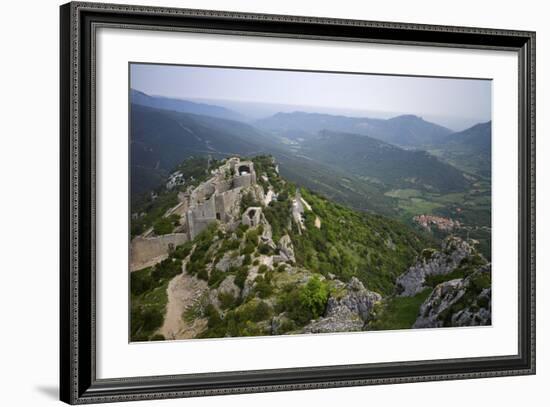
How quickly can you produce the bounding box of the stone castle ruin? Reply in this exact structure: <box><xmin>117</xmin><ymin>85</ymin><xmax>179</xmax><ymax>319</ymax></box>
<box><xmin>185</xmin><ymin>158</ymin><xmax>257</xmax><ymax>239</ymax></box>
<box><xmin>241</xmin><ymin>207</ymin><xmax>262</xmax><ymax>228</ymax></box>
<box><xmin>131</xmin><ymin>158</ymin><xmax>259</xmax><ymax>271</ymax></box>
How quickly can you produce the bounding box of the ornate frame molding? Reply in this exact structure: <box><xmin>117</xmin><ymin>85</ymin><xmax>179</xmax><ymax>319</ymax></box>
<box><xmin>60</xmin><ymin>2</ymin><xmax>535</xmax><ymax>404</ymax></box>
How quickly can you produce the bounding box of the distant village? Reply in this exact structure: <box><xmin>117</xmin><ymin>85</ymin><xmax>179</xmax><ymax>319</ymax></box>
<box><xmin>413</xmin><ymin>214</ymin><xmax>461</xmax><ymax>232</ymax></box>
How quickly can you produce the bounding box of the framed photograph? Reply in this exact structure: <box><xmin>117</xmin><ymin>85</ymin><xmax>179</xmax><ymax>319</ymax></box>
<box><xmin>60</xmin><ymin>1</ymin><xmax>535</xmax><ymax>404</ymax></box>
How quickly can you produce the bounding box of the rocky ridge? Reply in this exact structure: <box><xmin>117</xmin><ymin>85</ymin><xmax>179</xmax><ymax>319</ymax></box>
<box><xmin>302</xmin><ymin>277</ymin><xmax>382</xmax><ymax>333</ymax></box>
<box><xmin>396</xmin><ymin>237</ymin><xmax>474</xmax><ymax>297</ymax></box>
<box><xmin>413</xmin><ymin>264</ymin><xmax>491</xmax><ymax>328</ymax></box>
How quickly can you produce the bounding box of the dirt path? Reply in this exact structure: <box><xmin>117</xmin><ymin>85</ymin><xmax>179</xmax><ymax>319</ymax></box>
<box><xmin>159</xmin><ymin>267</ymin><xmax>208</xmax><ymax>340</ymax></box>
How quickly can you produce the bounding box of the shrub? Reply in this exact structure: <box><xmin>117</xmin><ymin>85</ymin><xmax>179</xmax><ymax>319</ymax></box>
<box><xmin>245</xmin><ymin>229</ymin><xmax>259</xmax><ymax>245</ymax></box>
<box><xmin>239</xmin><ymin>243</ymin><xmax>254</xmax><ymax>256</ymax></box>
<box><xmin>151</xmin><ymin>258</ymin><xmax>182</xmax><ymax>282</ymax></box>
<box><xmin>131</xmin><ymin>268</ymin><xmax>154</xmax><ymax>297</ymax></box>
<box><xmin>150</xmin><ymin>334</ymin><xmax>165</xmax><ymax>341</ymax></box>
<box><xmin>234</xmin><ymin>267</ymin><xmax>249</xmax><ymax>289</ymax></box>
<box><xmin>236</xmin><ymin>223</ymin><xmax>249</xmax><ymax>238</ymax></box>
<box><xmin>258</xmin><ymin>264</ymin><xmax>268</xmax><ymax>274</ymax></box>
<box><xmin>276</xmin><ymin>276</ymin><xmax>329</xmax><ymax>326</ymax></box>
<box><xmin>201</xmin><ymin>304</ymin><xmax>226</xmax><ymax>337</ymax></box>
<box><xmin>220</xmin><ymin>238</ymin><xmax>240</xmax><ymax>253</ymax></box>
<box><xmin>253</xmin><ymin>275</ymin><xmax>273</xmax><ymax>298</ymax></box>
<box><xmin>258</xmin><ymin>243</ymin><xmax>272</xmax><ymax>255</ymax></box>
<box><xmin>172</xmin><ymin>242</ymin><xmax>193</xmax><ymax>260</ymax></box>
<box><xmin>277</xmin><ymin>319</ymin><xmax>297</xmax><ymax>334</ymax></box>
<box><xmin>252</xmin><ymin>301</ymin><xmax>271</xmax><ymax>321</ymax></box>
<box><xmin>298</xmin><ymin>276</ymin><xmax>329</xmax><ymax>319</ymax></box>
<box><xmin>208</xmin><ymin>269</ymin><xmax>225</xmax><ymax>288</ymax></box>
<box><xmin>131</xmin><ymin>305</ymin><xmax>164</xmax><ymax>337</ymax></box>
<box><xmin>197</xmin><ymin>268</ymin><xmax>209</xmax><ymax>281</ymax></box>
<box><xmin>153</xmin><ymin>214</ymin><xmax>180</xmax><ymax>235</ymax></box>
<box><xmin>218</xmin><ymin>292</ymin><xmax>238</xmax><ymax>309</ymax></box>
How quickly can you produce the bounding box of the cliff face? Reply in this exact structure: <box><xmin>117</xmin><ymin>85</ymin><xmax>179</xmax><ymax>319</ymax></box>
<box><xmin>301</xmin><ymin>278</ymin><xmax>382</xmax><ymax>334</ymax></box>
<box><xmin>396</xmin><ymin>237</ymin><xmax>474</xmax><ymax>297</ymax></box>
<box><xmin>413</xmin><ymin>265</ymin><xmax>491</xmax><ymax>328</ymax></box>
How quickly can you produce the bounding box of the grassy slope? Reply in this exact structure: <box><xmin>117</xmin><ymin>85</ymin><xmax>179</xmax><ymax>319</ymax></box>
<box><xmin>368</xmin><ymin>289</ymin><xmax>432</xmax><ymax>331</ymax></box>
<box><xmin>290</xmin><ymin>188</ymin><xmax>432</xmax><ymax>296</ymax></box>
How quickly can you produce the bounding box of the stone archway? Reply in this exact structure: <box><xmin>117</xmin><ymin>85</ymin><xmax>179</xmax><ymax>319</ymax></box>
<box><xmin>238</xmin><ymin>165</ymin><xmax>251</xmax><ymax>175</ymax></box>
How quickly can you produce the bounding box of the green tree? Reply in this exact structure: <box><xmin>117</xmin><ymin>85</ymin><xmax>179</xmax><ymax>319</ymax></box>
<box><xmin>299</xmin><ymin>276</ymin><xmax>329</xmax><ymax>319</ymax></box>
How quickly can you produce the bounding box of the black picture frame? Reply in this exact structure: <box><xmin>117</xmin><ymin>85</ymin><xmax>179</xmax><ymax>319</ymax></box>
<box><xmin>60</xmin><ymin>1</ymin><xmax>536</xmax><ymax>404</ymax></box>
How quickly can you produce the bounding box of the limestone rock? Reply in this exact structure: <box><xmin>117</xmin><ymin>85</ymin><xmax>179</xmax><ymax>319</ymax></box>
<box><xmin>412</xmin><ymin>279</ymin><xmax>465</xmax><ymax>328</ymax></box>
<box><xmin>301</xmin><ymin>277</ymin><xmax>382</xmax><ymax>334</ymax></box>
<box><xmin>271</xmin><ymin>314</ymin><xmax>295</xmax><ymax>335</ymax></box>
<box><xmin>396</xmin><ymin>237</ymin><xmax>474</xmax><ymax>297</ymax></box>
<box><xmin>413</xmin><ymin>265</ymin><xmax>491</xmax><ymax>329</ymax></box>
<box><xmin>259</xmin><ymin>213</ymin><xmax>276</xmax><ymax>249</ymax></box>
<box><xmin>277</xmin><ymin>235</ymin><xmax>296</xmax><ymax>263</ymax></box>
<box><xmin>326</xmin><ymin>277</ymin><xmax>382</xmax><ymax>321</ymax></box>
<box><xmin>241</xmin><ymin>267</ymin><xmax>260</xmax><ymax>298</ymax></box>
<box><xmin>215</xmin><ymin>252</ymin><xmax>244</xmax><ymax>272</ymax></box>
<box><xmin>301</xmin><ymin>306</ymin><xmax>364</xmax><ymax>334</ymax></box>
<box><xmin>218</xmin><ymin>275</ymin><xmax>240</xmax><ymax>298</ymax></box>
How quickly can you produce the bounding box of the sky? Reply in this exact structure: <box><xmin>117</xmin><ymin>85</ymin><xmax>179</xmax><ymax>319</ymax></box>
<box><xmin>130</xmin><ymin>63</ymin><xmax>492</xmax><ymax>131</ymax></box>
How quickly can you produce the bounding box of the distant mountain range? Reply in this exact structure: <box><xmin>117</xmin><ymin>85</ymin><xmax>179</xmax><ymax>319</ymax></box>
<box><xmin>257</xmin><ymin>110</ymin><xmax>491</xmax><ymax>177</ymax></box>
<box><xmin>256</xmin><ymin>111</ymin><xmax>453</xmax><ymax>147</ymax></box>
<box><xmin>130</xmin><ymin>91</ymin><xmax>490</xmax><ymax>216</ymax></box>
<box><xmin>428</xmin><ymin>121</ymin><xmax>492</xmax><ymax>177</ymax></box>
<box><xmin>130</xmin><ymin>103</ymin><xmax>269</xmax><ymax>197</ymax></box>
<box><xmin>131</xmin><ymin>89</ymin><xmax>246</xmax><ymax>122</ymax></box>
<box><xmin>440</xmin><ymin>121</ymin><xmax>491</xmax><ymax>153</ymax></box>
<box><xmin>299</xmin><ymin>130</ymin><xmax>470</xmax><ymax>193</ymax></box>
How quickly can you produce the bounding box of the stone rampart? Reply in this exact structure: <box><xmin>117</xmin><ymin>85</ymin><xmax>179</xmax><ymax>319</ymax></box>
<box><xmin>130</xmin><ymin>233</ymin><xmax>188</xmax><ymax>270</ymax></box>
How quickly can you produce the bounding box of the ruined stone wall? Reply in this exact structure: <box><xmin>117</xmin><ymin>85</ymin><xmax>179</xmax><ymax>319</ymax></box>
<box><xmin>189</xmin><ymin>218</ymin><xmax>215</xmax><ymax>239</ymax></box>
<box><xmin>215</xmin><ymin>188</ymin><xmax>242</xmax><ymax>223</ymax></box>
<box><xmin>192</xmin><ymin>181</ymin><xmax>216</xmax><ymax>202</ymax></box>
<box><xmin>187</xmin><ymin>197</ymin><xmax>217</xmax><ymax>239</ymax></box>
<box><xmin>130</xmin><ymin>233</ymin><xmax>188</xmax><ymax>270</ymax></box>
<box><xmin>233</xmin><ymin>173</ymin><xmax>253</xmax><ymax>189</ymax></box>
<box><xmin>165</xmin><ymin>199</ymin><xmax>189</xmax><ymax>218</ymax></box>
<box><xmin>214</xmin><ymin>179</ymin><xmax>232</xmax><ymax>194</ymax></box>
<box><xmin>195</xmin><ymin>196</ymin><xmax>216</xmax><ymax>219</ymax></box>
<box><xmin>242</xmin><ymin>207</ymin><xmax>262</xmax><ymax>227</ymax></box>
<box><xmin>179</xmin><ymin>158</ymin><xmax>261</xmax><ymax>240</ymax></box>
<box><xmin>214</xmin><ymin>194</ymin><xmax>227</xmax><ymax>223</ymax></box>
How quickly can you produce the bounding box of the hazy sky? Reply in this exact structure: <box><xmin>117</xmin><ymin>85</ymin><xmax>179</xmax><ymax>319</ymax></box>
<box><xmin>131</xmin><ymin>63</ymin><xmax>492</xmax><ymax>129</ymax></box>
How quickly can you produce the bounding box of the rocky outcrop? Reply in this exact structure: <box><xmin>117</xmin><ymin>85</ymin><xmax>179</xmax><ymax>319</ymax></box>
<box><xmin>277</xmin><ymin>235</ymin><xmax>296</xmax><ymax>263</ymax></box>
<box><xmin>327</xmin><ymin>277</ymin><xmax>382</xmax><ymax>321</ymax></box>
<box><xmin>259</xmin><ymin>212</ymin><xmax>277</xmax><ymax>249</ymax></box>
<box><xmin>215</xmin><ymin>252</ymin><xmax>244</xmax><ymax>272</ymax></box>
<box><xmin>209</xmin><ymin>275</ymin><xmax>241</xmax><ymax>311</ymax></box>
<box><xmin>451</xmin><ymin>297</ymin><xmax>491</xmax><ymax>326</ymax></box>
<box><xmin>396</xmin><ymin>237</ymin><xmax>474</xmax><ymax>297</ymax></box>
<box><xmin>301</xmin><ymin>277</ymin><xmax>381</xmax><ymax>334</ymax></box>
<box><xmin>301</xmin><ymin>306</ymin><xmax>364</xmax><ymax>333</ymax></box>
<box><xmin>218</xmin><ymin>275</ymin><xmax>241</xmax><ymax>298</ymax></box>
<box><xmin>413</xmin><ymin>265</ymin><xmax>491</xmax><ymax>329</ymax></box>
<box><xmin>271</xmin><ymin>314</ymin><xmax>295</xmax><ymax>335</ymax></box>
